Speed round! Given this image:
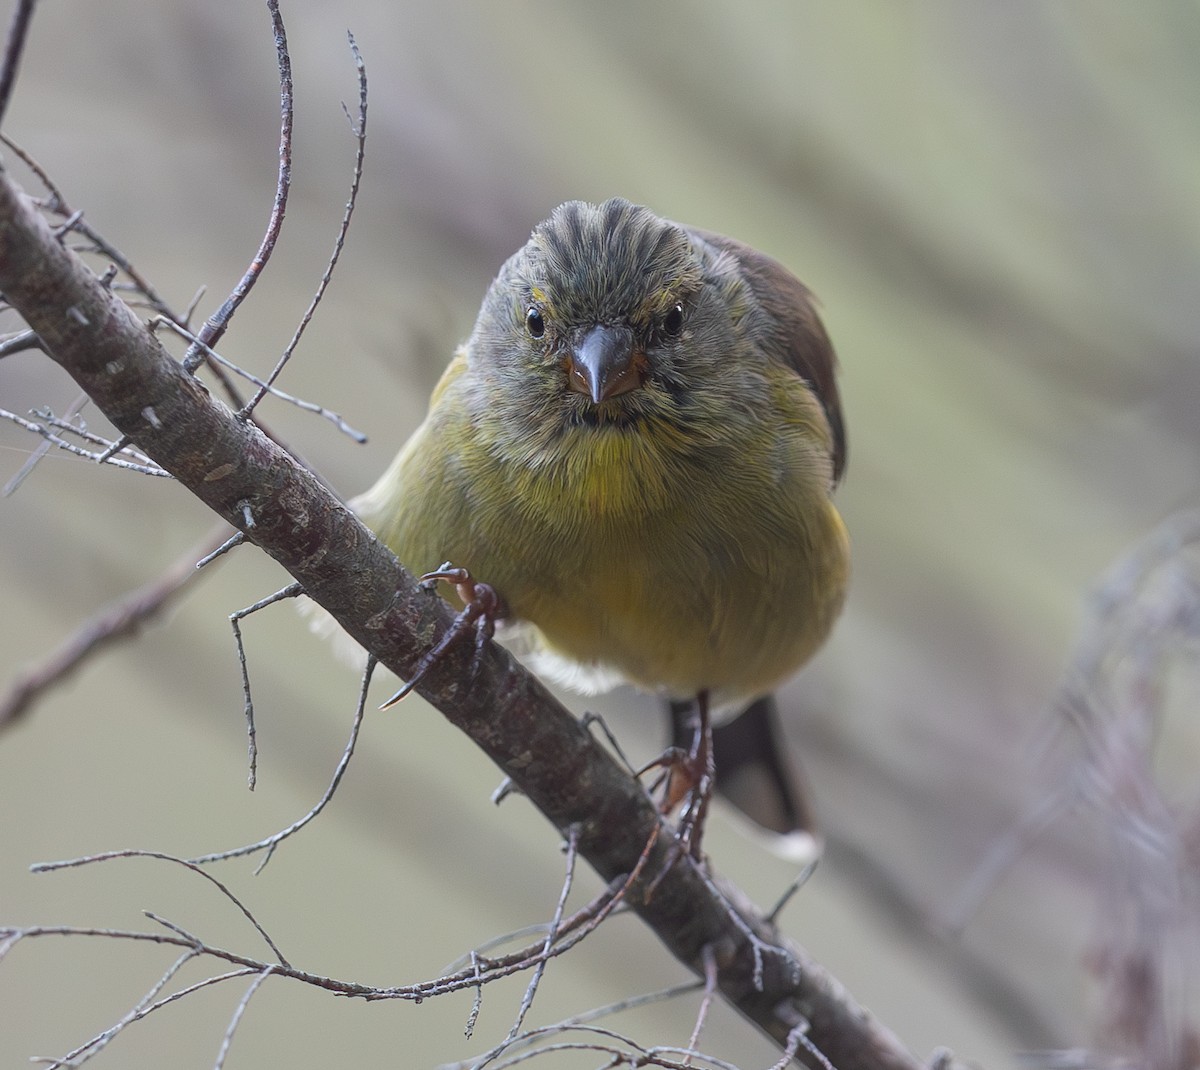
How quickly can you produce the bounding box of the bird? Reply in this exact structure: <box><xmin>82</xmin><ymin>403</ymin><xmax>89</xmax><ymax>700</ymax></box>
<box><xmin>350</xmin><ymin>197</ymin><xmax>848</xmax><ymax>858</ymax></box>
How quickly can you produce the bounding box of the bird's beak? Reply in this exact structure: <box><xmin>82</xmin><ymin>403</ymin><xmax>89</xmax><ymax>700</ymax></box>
<box><xmin>566</xmin><ymin>324</ymin><xmax>642</xmax><ymax>403</ymax></box>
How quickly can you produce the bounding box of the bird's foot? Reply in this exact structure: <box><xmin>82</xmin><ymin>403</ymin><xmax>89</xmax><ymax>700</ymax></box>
<box><xmin>639</xmin><ymin>691</ymin><xmax>715</xmax><ymax>862</ymax></box>
<box><xmin>379</xmin><ymin>563</ymin><xmax>505</xmax><ymax>708</ymax></box>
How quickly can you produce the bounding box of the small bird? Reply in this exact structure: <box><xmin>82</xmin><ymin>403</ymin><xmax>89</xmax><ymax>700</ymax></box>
<box><xmin>354</xmin><ymin>198</ymin><xmax>848</xmax><ymax>857</ymax></box>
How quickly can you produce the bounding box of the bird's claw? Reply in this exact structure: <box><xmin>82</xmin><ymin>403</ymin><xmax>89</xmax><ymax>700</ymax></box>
<box><xmin>639</xmin><ymin>693</ymin><xmax>715</xmax><ymax>862</ymax></box>
<box><xmin>379</xmin><ymin>564</ymin><xmax>504</xmax><ymax>709</ymax></box>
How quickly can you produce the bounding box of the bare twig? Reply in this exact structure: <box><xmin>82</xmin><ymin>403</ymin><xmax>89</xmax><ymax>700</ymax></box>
<box><xmin>0</xmin><ymin>133</ymin><xmax>193</xmax><ymax>329</ymax></box>
<box><xmin>32</xmin><ymin>949</ymin><xmax>201</xmax><ymax>1068</ymax></box>
<box><xmin>240</xmin><ymin>29</ymin><xmax>368</xmax><ymax>418</ymax></box>
<box><xmin>772</xmin><ymin>1024</ymin><xmax>835</xmax><ymax>1070</ymax></box>
<box><xmin>0</xmin><ymin>0</ymin><xmax>36</xmax><ymax>129</ymax></box>
<box><xmin>0</xmin><ymin>406</ymin><xmax>169</xmax><ymax>475</ymax></box>
<box><xmin>684</xmin><ymin>944</ymin><xmax>719</xmax><ymax>1066</ymax></box>
<box><xmin>187</xmin><ymin>657</ymin><xmax>376</xmax><ymax>872</ymax></box>
<box><xmin>766</xmin><ymin>858</ymin><xmax>819</xmax><ymax>926</ymax></box>
<box><xmin>183</xmin><ymin>0</ymin><xmax>292</xmax><ymax>374</ymax></box>
<box><xmin>0</xmin><ymin>325</ymin><xmax>42</xmax><ymax>357</ymax></box>
<box><xmin>154</xmin><ymin>316</ymin><xmax>366</xmax><ymax>441</ymax></box>
<box><xmin>7</xmin><ymin>831</ymin><xmax>650</xmax><ymax>1026</ymax></box>
<box><xmin>3</xmin><ymin>390</ymin><xmax>87</xmax><ymax>494</ymax></box>
<box><xmin>32</xmin><ymin>849</ymin><xmax>289</xmax><ymax>965</ymax></box>
<box><xmin>228</xmin><ymin>582</ymin><xmax>306</xmax><ymax>790</ymax></box>
<box><xmin>196</xmin><ymin>530</ymin><xmax>248</xmax><ymax>570</ymax></box>
<box><xmin>503</xmin><ymin>825</ymin><xmax>582</xmax><ymax>1048</ymax></box>
<box><xmin>0</xmin><ymin>132</ymin><xmax>64</xmax><ymax>210</ymax></box>
<box><xmin>215</xmin><ymin>966</ymin><xmax>277</xmax><ymax>1070</ymax></box>
<box><xmin>25</xmin><ymin>403</ymin><xmax>155</xmax><ymax>463</ymax></box>
<box><xmin>439</xmin><ymin>982</ymin><xmax>705</xmax><ymax>1070</ymax></box>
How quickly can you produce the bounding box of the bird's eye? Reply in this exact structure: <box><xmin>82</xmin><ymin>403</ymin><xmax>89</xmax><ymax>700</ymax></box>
<box><xmin>526</xmin><ymin>307</ymin><xmax>545</xmax><ymax>338</ymax></box>
<box><xmin>661</xmin><ymin>302</ymin><xmax>684</xmax><ymax>339</ymax></box>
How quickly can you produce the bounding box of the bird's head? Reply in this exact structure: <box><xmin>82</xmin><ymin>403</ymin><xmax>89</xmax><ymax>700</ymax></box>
<box><xmin>467</xmin><ymin>198</ymin><xmax>750</xmax><ymax>436</ymax></box>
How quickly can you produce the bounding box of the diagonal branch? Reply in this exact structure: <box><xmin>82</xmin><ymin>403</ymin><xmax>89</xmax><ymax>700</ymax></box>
<box><xmin>0</xmin><ymin>166</ymin><xmax>922</xmax><ymax>1070</ymax></box>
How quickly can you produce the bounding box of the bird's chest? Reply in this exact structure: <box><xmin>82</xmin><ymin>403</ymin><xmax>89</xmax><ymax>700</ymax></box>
<box><xmin>481</xmin><ymin>443</ymin><xmax>800</xmax><ymax>668</ymax></box>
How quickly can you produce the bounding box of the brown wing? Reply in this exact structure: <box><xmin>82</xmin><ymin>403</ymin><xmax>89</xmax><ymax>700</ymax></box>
<box><xmin>685</xmin><ymin>227</ymin><xmax>846</xmax><ymax>483</ymax></box>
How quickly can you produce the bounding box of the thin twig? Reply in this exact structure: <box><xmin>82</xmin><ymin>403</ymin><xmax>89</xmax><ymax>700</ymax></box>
<box><xmin>187</xmin><ymin>657</ymin><xmax>375</xmax><ymax>872</ymax></box>
<box><xmin>240</xmin><ymin>29</ymin><xmax>368</xmax><ymax>417</ymax></box>
<box><xmin>31</xmin><ymin>849</ymin><xmax>289</xmax><ymax>965</ymax></box>
<box><xmin>214</xmin><ymin>965</ymin><xmax>277</xmax><ymax>1070</ymax></box>
<box><xmin>439</xmin><ymin>983</ymin><xmax>704</xmax><ymax>1070</ymax></box>
<box><xmin>683</xmin><ymin>944</ymin><xmax>718</xmax><ymax>1066</ymax></box>
<box><xmin>765</xmin><ymin>857</ymin><xmax>820</xmax><ymax>926</ymax></box>
<box><xmin>0</xmin><ymin>407</ymin><xmax>168</xmax><ymax>476</ymax></box>
<box><xmin>465</xmin><ymin>951</ymin><xmax>485</xmax><ymax>1040</ymax></box>
<box><xmin>0</xmin><ymin>133</ymin><xmax>194</xmax><ymax>330</ymax></box>
<box><xmin>3</xmin><ymin>391</ymin><xmax>88</xmax><ymax>495</ymax></box>
<box><xmin>0</xmin><ymin>325</ymin><xmax>42</xmax><ymax>357</ymax></box>
<box><xmin>503</xmin><ymin>826</ymin><xmax>582</xmax><ymax>1047</ymax></box>
<box><xmin>183</xmin><ymin>0</ymin><xmax>292</xmax><ymax>373</ymax></box>
<box><xmin>155</xmin><ymin>316</ymin><xmax>365</xmax><ymax>441</ymax></box>
<box><xmin>196</xmin><ymin>530</ymin><xmax>248</xmax><ymax>570</ymax></box>
<box><xmin>0</xmin><ymin>131</ymin><xmax>65</xmax><ymax>210</ymax></box>
<box><xmin>41</xmin><ymin>950</ymin><xmax>199</xmax><ymax>1067</ymax></box>
<box><xmin>228</xmin><ymin>582</ymin><xmax>305</xmax><ymax>790</ymax></box>
<box><xmin>0</xmin><ymin>0</ymin><xmax>36</xmax><ymax>129</ymax></box>
<box><xmin>32</xmin><ymin>966</ymin><xmax>261</xmax><ymax>1070</ymax></box>
<box><xmin>697</xmin><ymin>867</ymin><xmax>798</xmax><ymax>992</ymax></box>
<box><xmin>25</xmin><ymin>404</ymin><xmax>155</xmax><ymax>463</ymax></box>
<box><xmin>2</xmin><ymin>852</ymin><xmax>642</xmax><ymax>1011</ymax></box>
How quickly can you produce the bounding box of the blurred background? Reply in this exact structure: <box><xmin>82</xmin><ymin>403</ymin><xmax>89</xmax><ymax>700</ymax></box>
<box><xmin>2</xmin><ymin>2</ymin><xmax>1199</xmax><ymax>1067</ymax></box>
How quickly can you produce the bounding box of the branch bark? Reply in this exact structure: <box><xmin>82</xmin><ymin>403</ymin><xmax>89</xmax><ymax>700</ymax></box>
<box><xmin>0</xmin><ymin>163</ymin><xmax>924</xmax><ymax>1070</ymax></box>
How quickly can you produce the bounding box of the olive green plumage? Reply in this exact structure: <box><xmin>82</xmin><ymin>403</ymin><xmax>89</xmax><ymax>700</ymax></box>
<box><xmin>354</xmin><ymin>198</ymin><xmax>848</xmax><ymax>707</ymax></box>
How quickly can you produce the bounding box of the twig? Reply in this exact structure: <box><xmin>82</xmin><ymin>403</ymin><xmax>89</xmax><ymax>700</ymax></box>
<box><xmin>2</xmin><ymin>390</ymin><xmax>88</xmax><ymax>494</ymax></box>
<box><xmin>37</xmin><ymin>949</ymin><xmax>199</xmax><ymax>1068</ymax></box>
<box><xmin>465</xmin><ymin>951</ymin><xmax>486</xmax><ymax>1040</ymax></box>
<box><xmin>32</xmin><ymin>849</ymin><xmax>289</xmax><ymax>965</ymax></box>
<box><xmin>440</xmin><ymin>983</ymin><xmax>704</xmax><ymax>1070</ymax></box>
<box><xmin>502</xmin><ymin>825</ymin><xmax>582</xmax><ymax>1047</ymax></box>
<box><xmin>240</xmin><ymin>29</ymin><xmax>368</xmax><ymax>417</ymax></box>
<box><xmin>227</xmin><ymin>582</ymin><xmax>305</xmax><ymax>790</ymax></box>
<box><xmin>0</xmin><ymin>325</ymin><xmax>42</xmax><ymax>357</ymax></box>
<box><xmin>766</xmin><ymin>858</ymin><xmax>819</xmax><ymax>926</ymax></box>
<box><xmin>214</xmin><ymin>965</ymin><xmax>277</xmax><ymax>1070</ymax></box>
<box><xmin>770</xmin><ymin>1023</ymin><xmax>833</xmax><ymax>1070</ymax></box>
<box><xmin>4</xmin><ymin>846</ymin><xmax>648</xmax><ymax>1013</ymax></box>
<box><xmin>155</xmin><ymin>316</ymin><xmax>365</xmax><ymax>441</ymax></box>
<box><xmin>0</xmin><ymin>131</ymin><xmax>64</xmax><ymax>210</ymax></box>
<box><xmin>0</xmin><ymin>130</ymin><xmax>251</xmax><ymax>411</ymax></box>
<box><xmin>683</xmin><ymin>944</ymin><xmax>719</xmax><ymax>1066</ymax></box>
<box><xmin>24</xmin><ymin>404</ymin><xmax>155</xmax><ymax>463</ymax></box>
<box><xmin>0</xmin><ymin>0</ymin><xmax>36</xmax><ymax>129</ymax></box>
<box><xmin>0</xmin><ymin>133</ymin><xmax>194</xmax><ymax>330</ymax></box>
<box><xmin>196</xmin><ymin>530</ymin><xmax>248</xmax><ymax>570</ymax></box>
<box><xmin>31</xmin><ymin>959</ymin><xmax>260</xmax><ymax>1070</ymax></box>
<box><xmin>183</xmin><ymin>0</ymin><xmax>292</xmax><ymax>374</ymax></box>
<box><xmin>187</xmin><ymin>657</ymin><xmax>375</xmax><ymax>872</ymax></box>
<box><xmin>0</xmin><ymin>406</ymin><xmax>169</xmax><ymax>476</ymax></box>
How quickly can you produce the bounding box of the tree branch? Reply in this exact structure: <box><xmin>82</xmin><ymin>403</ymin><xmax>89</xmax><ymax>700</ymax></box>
<box><xmin>0</xmin><ymin>164</ymin><xmax>922</xmax><ymax>1070</ymax></box>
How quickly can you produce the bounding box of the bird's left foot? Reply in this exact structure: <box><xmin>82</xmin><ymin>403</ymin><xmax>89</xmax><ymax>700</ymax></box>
<box><xmin>380</xmin><ymin>563</ymin><xmax>505</xmax><ymax>708</ymax></box>
<box><xmin>639</xmin><ymin>691</ymin><xmax>715</xmax><ymax>861</ymax></box>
